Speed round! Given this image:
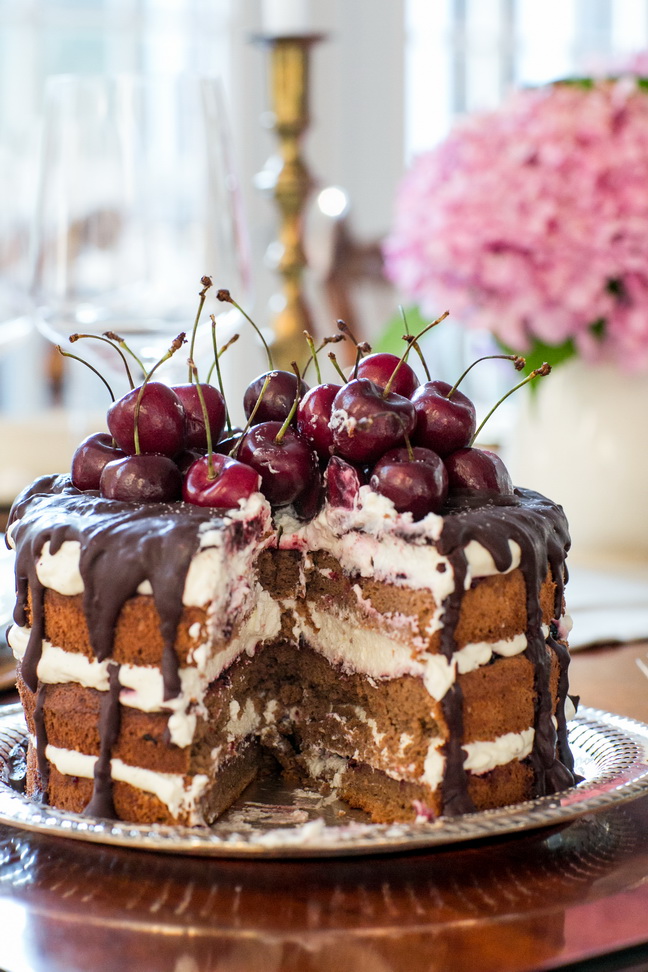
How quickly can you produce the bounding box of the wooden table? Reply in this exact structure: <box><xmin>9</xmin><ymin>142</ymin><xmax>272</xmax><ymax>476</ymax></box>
<box><xmin>0</xmin><ymin>642</ymin><xmax>647</xmax><ymax>972</ymax></box>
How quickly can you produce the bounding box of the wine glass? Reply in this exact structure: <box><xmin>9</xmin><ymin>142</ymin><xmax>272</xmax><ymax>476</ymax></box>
<box><xmin>31</xmin><ymin>74</ymin><xmax>252</xmax><ymax>389</ymax></box>
<box><xmin>0</xmin><ymin>134</ymin><xmax>33</xmax><ymax>356</ymax></box>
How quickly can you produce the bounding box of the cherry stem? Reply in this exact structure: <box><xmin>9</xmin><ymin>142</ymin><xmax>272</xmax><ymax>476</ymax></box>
<box><xmin>69</xmin><ymin>333</ymin><xmax>135</xmax><ymax>389</ymax></box>
<box><xmin>218</xmin><ymin>333</ymin><xmax>240</xmax><ymax>357</ymax></box>
<box><xmin>187</xmin><ymin>276</ymin><xmax>213</xmax><ymax>383</ymax></box>
<box><xmin>189</xmin><ymin>358</ymin><xmax>215</xmax><ymax>479</ymax></box>
<box><xmin>382</xmin><ymin>310</ymin><xmax>449</xmax><ymax>398</ymax></box>
<box><xmin>56</xmin><ymin>346</ymin><xmax>115</xmax><ymax>402</ymax></box>
<box><xmin>448</xmin><ymin>354</ymin><xmax>526</xmax><ymax>399</ymax></box>
<box><xmin>217</xmin><ymin>289</ymin><xmax>273</xmax><ymax>369</ymax></box>
<box><xmin>229</xmin><ymin>373</ymin><xmax>272</xmax><ymax>458</ymax></box>
<box><xmin>353</xmin><ymin>341</ymin><xmax>371</xmax><ymax>379</ymax></box>
<box><xmin>470</xmin><ymin>362</ymin><xmax>551</xmax><ymax>446</ymax></box>
<box><xmin>403</xmin><ymin>335</ymin><xmax>431</xmax><ymax>381</ymax></box>
<box><xmin>103</xmin><ymin>332</ymin><xmax>147</xmax><ymax>381</ymax></box>
<box><xmin>303</xmin><ymin>331</ymin><xmax>321</xmax><ymax>384</ymax></box>
<box><xmin>208</xmin><ymin>314</ymin><xmax>232</xmax><ymax>435</ymax></box>
<box><xmin>403</xmin><ymin>430</ymin><xmax>415</xmax><ymax>461</ymax></box>
<box><xmin>399</xmin><ymin>306</ymin><xmax>431</xmax><ymax>381</ymax></box>
<box><xmin>275</xmin><ymin>362</ymin><xmax>302</xmax><ymax>444</ymax></box>
<box><xmin>337</xmin><ymin>319</ymin><xmax>369</xmax><ymax>353</ymax></box>
<box><xmin>328</xmin><ymin>351</ymin><xmax>347</xmax><ymax>382</ymax></box>
<box><xmin>302</xmin><ymin>334</ymin><xmax>344</xmax><ymax>382</ymax></box>
<box><xmin>206</xmin><ymin>333</ymin><xmax>240</xmax><ymax>384</ymax></box>
<box><xmin>133</xmin><ymin>333</ymin><xmax>186</xmax><ymax>455</ymax></box>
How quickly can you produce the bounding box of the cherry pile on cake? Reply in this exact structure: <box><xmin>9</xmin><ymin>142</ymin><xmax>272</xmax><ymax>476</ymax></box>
<box><xmin>6</xmin><ymin>283</ymin><xmax>579</xmax><ymax>826</ymax></box>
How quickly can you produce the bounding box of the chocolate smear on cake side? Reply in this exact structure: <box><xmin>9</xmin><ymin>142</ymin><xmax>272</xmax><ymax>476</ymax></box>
<box><xmin>438</xmin><ymin>488</ymin><xmax>575</xmax><ymax>808</ymax></box>
<box><xmin>437</xmin><ymin>549</ymin><xmax>474</xmax><ymax>815</ymax></box>
<box><xmin>85</xmin><ymin>662</ymin><xmax>122</xmax><ymax>818</ymax></box>
<box><xmin>33</xmin><ymin>683</ymin><xmax>50</xmax><ymax>796</ymax></box>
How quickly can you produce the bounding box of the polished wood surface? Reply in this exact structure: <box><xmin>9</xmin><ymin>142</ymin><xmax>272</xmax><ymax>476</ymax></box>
<box><xmin>0</xmin><ymin>641</ymin><xmax>646</xmax><ymax>972</ymax></box>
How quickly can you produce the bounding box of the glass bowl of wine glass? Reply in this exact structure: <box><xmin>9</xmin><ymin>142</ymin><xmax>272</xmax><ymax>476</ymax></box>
<box><xmin>31</xmin><ymin>74</ymin><xmax>253</xmax><ymax>388</ymax></box>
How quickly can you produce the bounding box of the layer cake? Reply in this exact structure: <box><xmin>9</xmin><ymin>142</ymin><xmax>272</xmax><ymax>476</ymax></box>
<box><xmin>6</xmin><ymin>466</ymin><xmax>577</xmax><ymax>825</ymax></box>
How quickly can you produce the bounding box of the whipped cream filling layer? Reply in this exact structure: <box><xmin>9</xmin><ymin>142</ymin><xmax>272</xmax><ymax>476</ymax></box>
<box><xmin>9</xmin><ymin>587</ymin><xmax>281</xmax><ymax>748</ymax></box>
<box><xmin>420</xmin><ymin>726</ymin><xmax>535</xmax><ymax>789</ymax></box>
<box><xmin>277</xmin><ymin>486</ymin><xmax>522</xmax><ymax>595</ymax></box>
<box><xmin>299</xmin><ymin>722</ymin><xmax>536</xmax><ymax>793</ymax></box>
<box><xmin>42</xmin><ymin>741</ymin><xmax>210</xmax><ymax>824</ymax></box>
<box><xmin>296</xmin><ymin>602</ymin><xmax>545</xmax><ymax>702</ymax></box>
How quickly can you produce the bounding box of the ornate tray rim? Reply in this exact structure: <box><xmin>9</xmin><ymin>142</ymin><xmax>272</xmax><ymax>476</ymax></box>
<box><xmin>0</xmin><ymin>705</ymin><xmax>647</xmax><ymax>858</ymax></box>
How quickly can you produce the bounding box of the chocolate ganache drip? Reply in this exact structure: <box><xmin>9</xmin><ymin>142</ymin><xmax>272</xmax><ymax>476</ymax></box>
<box><xmin>9</xmin><ymin>476</ymin><xmax>234</xmax><ymax>693</ymax></box>
<box><xmin>8</xmin><ymin>474</ymin><xmax>261</xmax><ymax>815</ymax></box>
<box><xmin>437</xmin><ymin>488</ymin><xmax>574</xmax><ymax>812</ymax></box>
<box><xmin>85</xmin><ymin>662</ymin><xmax>122</xmax><ymax>818</ymax></box>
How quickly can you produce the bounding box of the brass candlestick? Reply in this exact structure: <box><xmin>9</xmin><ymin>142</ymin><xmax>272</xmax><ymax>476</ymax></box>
<box><xmin>257</xmin><ymin>34</ymin><xmax>325</xmax><ymax>370</ymax></box>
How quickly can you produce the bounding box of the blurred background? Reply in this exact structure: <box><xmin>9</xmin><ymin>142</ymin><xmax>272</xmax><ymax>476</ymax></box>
<box><xmin>2</xmin><ymin>0</ymin><xmax>648</xmax><ymax>561</ymax></box>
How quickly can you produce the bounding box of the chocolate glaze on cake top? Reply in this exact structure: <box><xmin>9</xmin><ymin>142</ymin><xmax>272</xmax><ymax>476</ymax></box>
<box><xmin>8</xmin><ymin>475</ymin><xmax>576</xmax><ymax>820</ymax></box>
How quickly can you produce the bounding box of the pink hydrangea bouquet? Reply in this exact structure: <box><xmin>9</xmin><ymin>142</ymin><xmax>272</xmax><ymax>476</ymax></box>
<box><xmin>384</xmin><ymin>77</ymin><xmax>648</xmax><ymax>372</ymax></box>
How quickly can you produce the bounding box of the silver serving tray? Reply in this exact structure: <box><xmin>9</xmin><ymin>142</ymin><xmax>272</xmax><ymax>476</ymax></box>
<box><xmin>0</xmin><ymin>704</ymin><xmax>647</xmax><ymax>858</ymax></box>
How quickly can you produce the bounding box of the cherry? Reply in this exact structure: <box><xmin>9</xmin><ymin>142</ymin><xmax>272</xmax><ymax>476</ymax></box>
<box><xmin>296</xmin><ymin>382</ymin><xmax>341</xmax><ymax>458</ymax></box>
<box><xmin>329</xmin><ymin>378</ymin><xmax>416</xmax><ymax>464</ymax></box>
<box><xmin>214</xmin><ymin>431</ymin><xmax>243</xmax><ymax>456</ymax></box>
<box><xmin>243</xmin><ymin>371</ymin><xmax>309</xmax><ymax>425</ymax></box>
<box><xmin>71</xmin><ymin>433</ymin><xmax>126</xmax><ymax>491</ymax></box>
<box><xmin>411</xmin><ymin>381</ymin><xmax>476</xmax><ymax>457</ymax></box>
<box><xmin>100</xmin><ymin>454</ymin><xmax>182</xmax><ymax>503</ymax></box>
<box><xmin>444</xmin><ymin>447</ymin><xmax>513</xmax><ymax>495</ymax></box>
<box><xmin>175</xmin><ymin>448</ymin><xmax>205</xmax><ymax>475</ymax></box>
<box><xmin>172</xmin><ymin>383</ymin><xmax>226</xmax><ymax>450</ymax></box>
<box><xmin>291</xmin><ymin>467</ymin><xmax>324</xmax><ymax>520</ymax></box>
<box><xmin>107</xmin><ymin>382</ymin><xmax>186</xmax><ymax>457</ymax></box>
<box><xmin>356</xmin><ymin>352</ymin><xmax>419</xmax><ymax>398</ymax></box>
<box><xmin>236</xmin><ymin>422</ymin><xmax>319</xmax><ymax>507</ymax></box>
<box><xmin>370</xmin><ymin>446</ymin><xmax>448</xmax><ymax>519</ymax></box>
<box><xmin>183</xmin><ymin>453</ymin><xmax>261</xmax><ymax>509</ymax></box>
<box><xmin>325</xmin><ymin>456</ymin><xmax>362</xmax><ymax>509</ymax></box>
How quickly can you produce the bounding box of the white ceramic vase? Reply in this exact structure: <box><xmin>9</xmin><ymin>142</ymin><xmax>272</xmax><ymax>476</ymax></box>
<box><xmin>505</xmin><ymin>359</ymin><xmax>648</xmax><ymax>563</ymax></box>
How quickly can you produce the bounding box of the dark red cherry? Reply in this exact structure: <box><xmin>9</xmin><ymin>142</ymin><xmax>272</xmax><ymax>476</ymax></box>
<box><xmin>100</xmin><ymin>454</ymin><xmax>182</xmax><ymax>503</ymax></box>
<box><xmin>290</xmin><ymin>467</ymin><xmax>324</xmax><ymax>520</ymax></box>
<box><xmin>214</xmin><ymin>432</ymin><xmax>243</xmax><ymax>456</ymax></box>
<box><xmin>71</xmin><ymin>432</ymin><xmax>126</xmax><ymax>491</ymax></box>
<box><xmin>296</xmin><ymin>382</ymin><xmax>341</xmax><ymax>458</ymax></box>
<box><xmin>411</xmin><ymin>381</ymin><xmax>476</xmax><ymax>458</ymax></box>
<box><xmin>236</xmin><ymin>422</ymin><xmax>318</xmax><ymax>507</ymax></box>
<box><xmin>243</xmin><ymin>371</ymin><xmax>309</xmax><ymax>424</ymax></box>
<box><xmin>356</xmin><ymin>352</ymin><xmax>419</xmax><ymax>398</ymax></box>
<box><xmin>220</xmin><ymin>425</ymin><xmax>243</xmax><ymax>441</ymax></box>
<box><xmin>172</xmin><ymin>383</ymin><xmax>226</xmax><ymax>450</ymax></box>
<box><xmin>444</xmin><ymin>447</ymin><xmax>513</xmax><ymax>495</ymax></box>
<box><xmin>107</xmin><ymin>382</ymin><xmax>186</xmax><ymax>457</ymax></box>
<box><xmin>325</xmin><ymin>456</ymin><xmax>362</xmax><ymax>510</ymax></box>
<box><xmin>175</xmin><ymin>448</ymin><xmax>205</xmax><ymax>475</ymax></box>
<box><xmin>329</xmin><ymin>378</ymin><xmax>416</xmax><ymax>464</ymax></box>
<box><xmin>183</xmin><ymin>454</ymin><xmax>261</xmax><ymax>509</ymax></box>
<box><xmin>370</xmin><ymin>446</ymin><xmax>448</xmax><ymax>519</ymax></box>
